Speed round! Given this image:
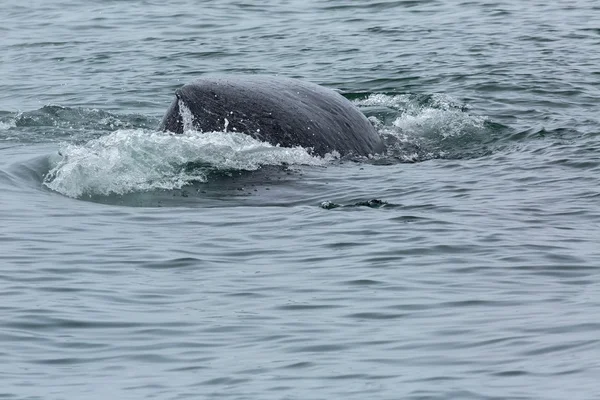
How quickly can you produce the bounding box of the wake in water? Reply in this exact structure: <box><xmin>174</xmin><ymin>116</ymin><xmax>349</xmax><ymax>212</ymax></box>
<box><xmin>43</xmin><ymin>129</ymin><xmax>331</xmax><ymax>198</ymax></box>
<box><xmin>11</xmin><ymin>92</ymin><xmax>500</xmax><ymax>199</ymax></box>
<box><xmin>354</xmin><ymin>93</ymin><xmax>501</xmax><ymax>162</ymax></box>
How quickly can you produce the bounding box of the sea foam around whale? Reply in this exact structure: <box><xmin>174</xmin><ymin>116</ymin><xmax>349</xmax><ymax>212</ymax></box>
<box><xmin>43</xmin><ymin>129</ymin><xmax>333</xmax><ymax>198</ymax></box>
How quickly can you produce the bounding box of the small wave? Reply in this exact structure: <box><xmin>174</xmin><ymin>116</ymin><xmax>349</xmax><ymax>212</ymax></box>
<box><xmin>0</xmin><ymin>119</ymin><xmax>16</xmax><ymax>131</ymax></box>
<box><xmin>43</xmin><ymin>129</ymin><xmax>331</xmax><ymax>198</ymax></box>
<box><xmin>0</xmin><ymin>106</ymin><xmax>158</xmax><ymax>144</ymax></box>
<box><xmin>355</xmin><ymin>93</ymin><xmax>497</xmax><ymax>162</ymax></box>
<box><xmin>0</xmin><ymin>111</ymin><xmax>17</xmax><ymax>134</ymax></box>
<box><xmin>11</xmin><ymin>105</ymin><xmax>153</xmax><ymax>130</ymax></box>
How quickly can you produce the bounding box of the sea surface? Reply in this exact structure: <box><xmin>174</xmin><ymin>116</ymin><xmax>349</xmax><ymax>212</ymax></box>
<box><xmin>1</xmin><ymin>1</ymin><xmax>600</xmax><ymax>399</ymax></box>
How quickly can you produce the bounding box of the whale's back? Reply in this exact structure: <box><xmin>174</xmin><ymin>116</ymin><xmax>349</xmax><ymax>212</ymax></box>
<box><xmin>159</xmin><ymin>75</ymin><xmax>384</xmax><ymax>157</ymax></box>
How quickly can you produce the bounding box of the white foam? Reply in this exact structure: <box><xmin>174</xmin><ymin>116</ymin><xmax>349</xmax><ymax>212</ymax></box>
<box><xmin>43</xmin><ymin>129</ymin><xmax>330</xmax><ymax>198</ymax></box>
<box><xmin>393</xmin><ymin>107</ymin><xmax>486</xmax><ymax>139</ymax></box>
<box><xmin>356</xmin><ymin>93</ymin><xmax>487</xmax><ymax>140</ymax></box>
<box><xmin>354</xmin><ymin>93</ymin><xmax>412</xmax><ymax>109</ymax></box>
<box><xmin>0</xmin><ymin>120</ymin><xmax>16</xmax><ymax>130</ymax></box>
<box><xmin>178</xmin><ymin>99</ymin><xmax>196</xmax><ymax>132</ymax></box>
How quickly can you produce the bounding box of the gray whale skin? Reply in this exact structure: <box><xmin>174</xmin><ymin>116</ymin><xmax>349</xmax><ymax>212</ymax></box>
<box><xmin>159</xmin><ymin>75</ymin><xmax>384</xmax><ymax>157</ymax></box>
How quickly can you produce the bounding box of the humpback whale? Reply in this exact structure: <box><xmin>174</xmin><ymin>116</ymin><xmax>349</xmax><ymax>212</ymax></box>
<box><xmin>159</xmin><ymin>75</ymin><xmax>384</xmax><ymax>157</ymax></box>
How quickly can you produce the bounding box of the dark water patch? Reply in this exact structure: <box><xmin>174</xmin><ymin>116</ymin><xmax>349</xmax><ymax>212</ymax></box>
<box><xmin>7</xmin><ymin>316</ymin><xmax>142</xmax><ymax>331</ymax></box>
<box><xmin>551</xmin><ymin>158</ymin><xmax>600</xmax><ymax>170</ymax></box>
<box><xmin>33</xmin><ymin>356</ymin><xmax>115</xmax><ymax>366</ymax></box>
<box><xmin>440</xmin><ymin>299</ymin><xmax>519</xmax><ymax>308</ymax></box>
<box><xmin>322</xmin><ymin>0</ymin><xmax>437</xmax><ymax>11</ymax></box>
<box><xmin>276</xmin><ymin>304</ymin><xmax>343</xmax><ymax>311</ymax></box>
<box><xmin>320</xmin><ymin>199</ymin><xmax>396</xmax><ymax>209</ymax></box>
<box><xmin>168</xmin><ymin>365</ymin><xmax>210</xmax><ymax>372</ymax></box>
<box><xmin>326</xmin><ymin>241</ymin><xmax>371</xmax><ymax>250</ymax></box>
<box><xmin>290</xmin><ymin>344</ymin><xmax>350</xmax><ymax>353</ymax></box>
<box><xmin>281</xmin><ymin>361</ymin><xmax>315</xmax><ymax>369</ymax></box>
<box><xmin>0</xmin><ymin>272</ymin><xmax>74</xmax><ymax>283</ymax></box>
<box><xmin>141</xmin><ymin>257</ymin><xmax>205</xmax><ymax>269</ymax></box>
<box><xmin>126</xmin><ymin>353</ymin><xmax>181</xmax><ymax>364</ymax></box>
<box><xmin>226</xmin><ymin>291</ymin><xmax>268</xmax><ymax>298</ymax></box>
<box><xmin>342</xmin><ymin>279</ymin><xmax>385</xmax><ymax>286</ymax></box>
<box><xmin>346</xmin><ymin>312</ymin><xmax>407</xmax><ymax>320</ymax></box>
<box><xmin>36</xmin><ymin>286</ymin><xmax>84</xmax><ymax>293</ymax></box>
<box><xmin>132</xmin><ymin>329</ymin><xmax>215</xmax><ymax>339</ymax></box>
<box><xmin>201</xmin><ymin>377</ymin><xmax>249</xmax><ymax>386</ymax></box>
<box><xmin>322</xmin><ymin>373</ymin><xmax>373</xmax><ymax>380</ymax></box>
<box><xmin>524</xmin><ymin>323</ymin><xmax>600</xmax><ymax>335</ymax></box>
<box><xmin>519</xmin><ymin>340</ymin><xmax>598</xmax><ymax>357</ymax></box>
<box><xmin>508</xmin><ymin>127</ymin><xmax>581</xmax><ymax>141</ymax></box>
<box><xmin>202</xmin><ymin>325</ymin><xmax>261</xmax><ymax>334</ymax></box>
<box><xmin>8</xmin><ymin>40</ymin><xmax>89</xmax><ymax>49</ymax></box>
<box><xmin>512</xmin><ymin>264</ymin><xmax>597</xmax><ymax>278</ymax></box>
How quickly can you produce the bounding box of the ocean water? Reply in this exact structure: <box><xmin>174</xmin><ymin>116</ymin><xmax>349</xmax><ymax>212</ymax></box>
<box><xmin>2</xmin><ymin>1</ymin><xmax>600</xmax><ymax>399</ymax></box>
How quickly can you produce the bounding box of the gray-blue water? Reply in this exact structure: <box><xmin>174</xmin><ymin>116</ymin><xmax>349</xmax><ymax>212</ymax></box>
<box><xmin>2</xmin><ymin>1</ymin><xmax>600</xmax><ymax>399</ymax></box>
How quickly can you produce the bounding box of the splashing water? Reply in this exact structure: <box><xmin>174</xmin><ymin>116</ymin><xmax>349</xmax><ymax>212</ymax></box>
<box><xmin>178</xmin><ymin>99</ymin><xmax>196</xmax><ymax>132</ymax></box>
<box><xmin>357</xmin><ymin>93</ymin><xmax>486</xmax><ymax>138</ymax></box>
<box><xmin>38</xmin><ymin>93</ymin><xmax>496</xmax><ymax>199</ymax></box>
<box><xmin>43</xmin><ymin>129</ymin><xmax>330</xmax><ymax>198</ymax></box>
<box><xmin>355</xmin><ymin>93</ymin><xmax>491</xmax><ymax>161</ymax></box>
<box><xmin>0</xmin><ymin>120</ymin><xmax>16</xmax><ymax>131</ymax></box>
